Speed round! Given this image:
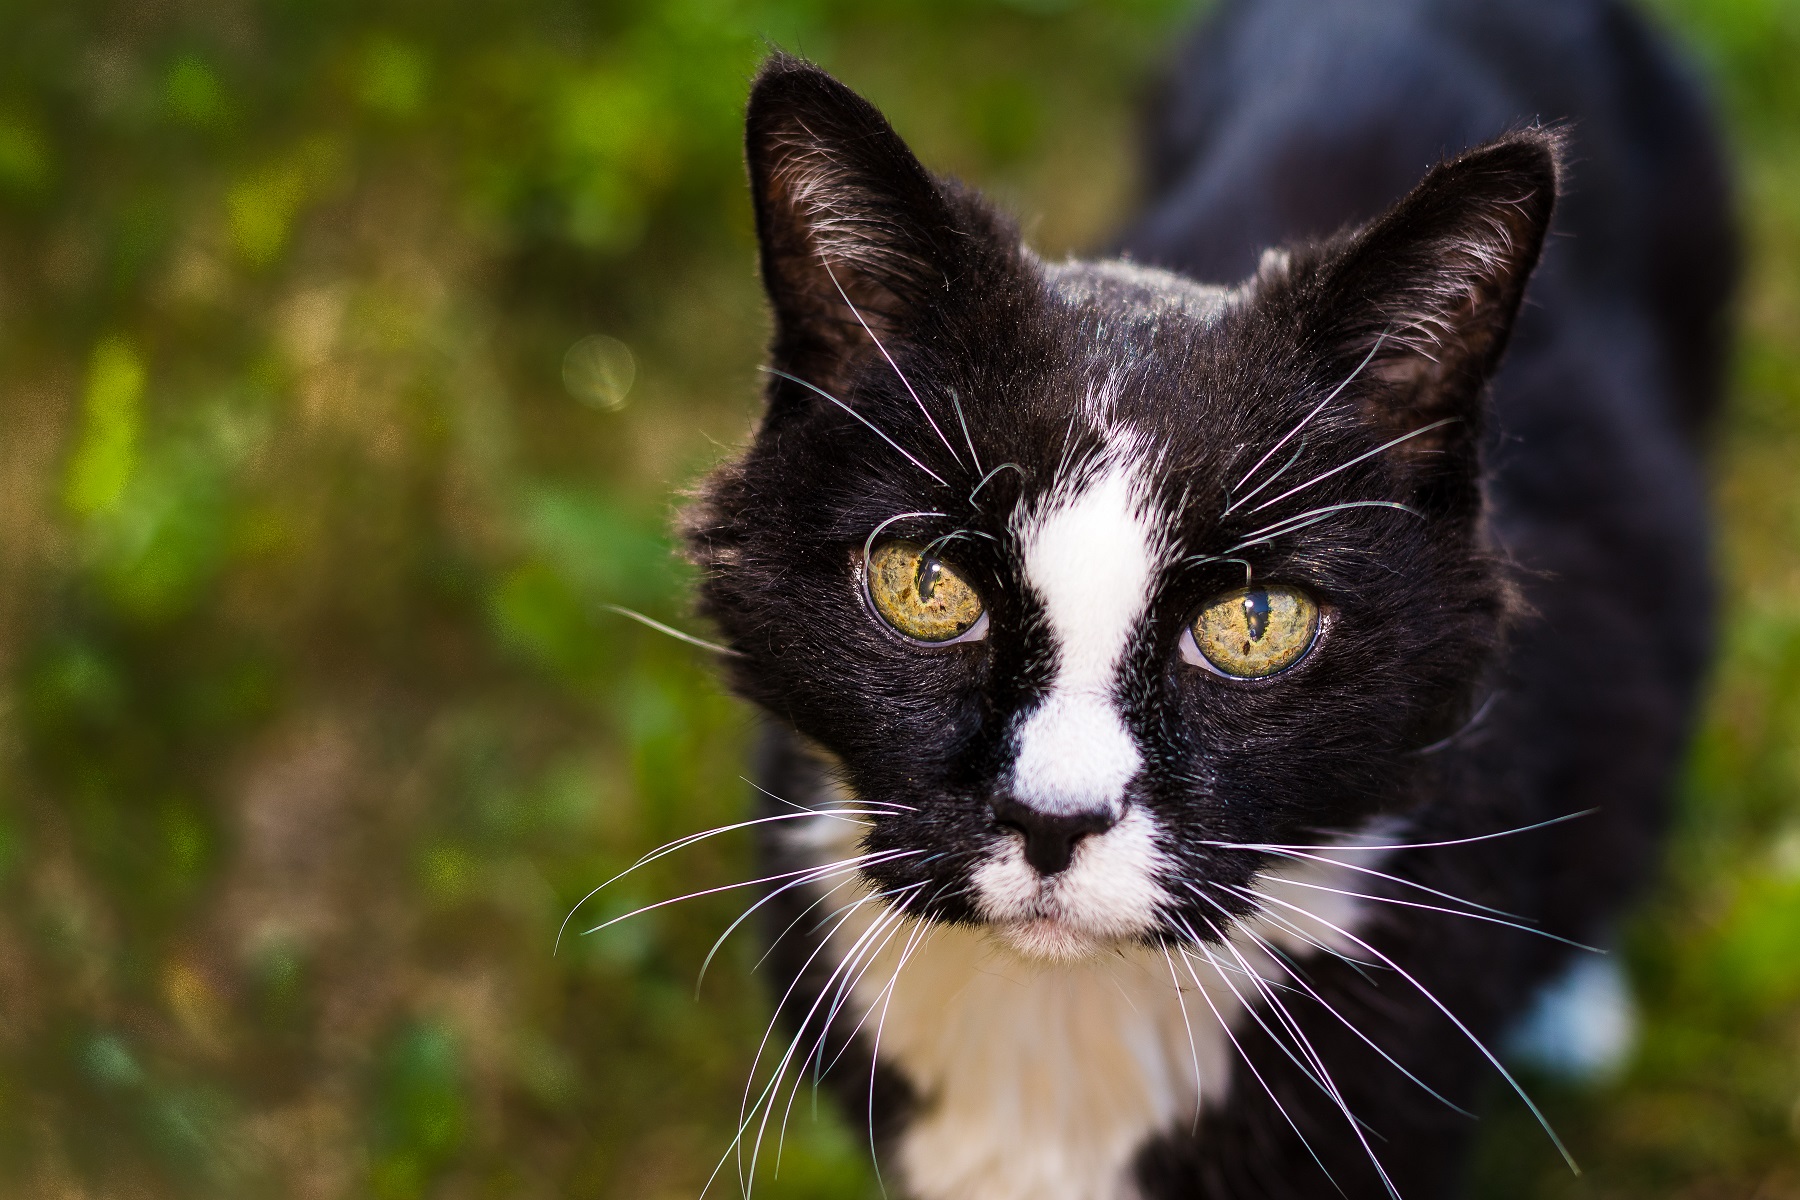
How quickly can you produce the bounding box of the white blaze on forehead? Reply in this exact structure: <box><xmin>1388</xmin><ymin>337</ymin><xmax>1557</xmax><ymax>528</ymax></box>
<box><xmin>1011</xmin><ymin>458</ymin><xmax>1163</xmax><ymax>817</ymax></box>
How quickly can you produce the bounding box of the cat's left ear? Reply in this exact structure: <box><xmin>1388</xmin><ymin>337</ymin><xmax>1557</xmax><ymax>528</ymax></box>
<box><xmin>745</xmin><ymin>54</ymin><xmax>1019</xmax><ymax>396</ymax></box>
<box><xmin>1270</xmin><ymin>130</ymin><xmax>1562</xmax><ymax>510</ymax></box>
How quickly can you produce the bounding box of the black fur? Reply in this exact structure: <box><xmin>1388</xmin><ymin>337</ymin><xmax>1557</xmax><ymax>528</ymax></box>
<box><xmin>681</xmin><ymin>1</ymin><xmax>1732</xmax><ymax>1194</ymax></box>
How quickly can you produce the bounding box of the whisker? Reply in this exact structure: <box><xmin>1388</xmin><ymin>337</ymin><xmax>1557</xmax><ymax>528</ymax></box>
<box><xmin>1170</xmin><ymin>924</ymin><xmax>1347</xmax><ymax>1197</ymax></box>
<box><xmin>1221</xmin><ymin>896</ymin><xmax>1476</xmax><ymax>1118</ymax></box>
<box><xmin>1259</xmin><ymin>876</ymin><xmax>1601</xmax><ymax>952</ymax></box>
<box><xmin>763</xmin><ymin>894</ymin><xmax>916</xmax><ymax>1185</ymax></box>
<box><xmin>554</xmin><ymin>809</ymin><xmax>894</xmax><ymax>953</ymax></box>
<box><xmin>950</xmin><ymin>388</ymin><xmax>983</xmax><ymax>475</ymax></box>
<box><xmin>968</xmin><ymin>461</ymin><xmax>1026</xmax><ymax>506</ymax></box>
<box><xmin>1183</xmin><ymin>554</ymin><xmax>1255</xmax><ymax>587</ymax></box>
<box><xmin>1209</xmin><ymin>886</ymin><xmax>1382</xmax><ymax>984</ymax></box>
<box><xmin>861</xmin><ymin>510</ymin><xmax>950</xmax><ymax>577</ymax></box>
<box><xmin>724</xmin><ymin>885</ymin><xmax>907</xmax><ymax>1198</ymax></box>
<box><xmin>1236</xmin><ymin>885</ymin><xmax>1580</xmax><ymax>1175</ymax></box>
<box><xmin>741</xmin><ymin>775</ymin><xmax>917</xmax><ymax>814</ymax></box>
<box><xmin>1160</xmin><ymin>945</ymin><xmax>1208</xmax><ymax>1132</ymax></box>
<box><xmin>820</xmin><ymin>257</ymin><xmax>965</xmax><ymax>472</ymax></box>
<box><xmin>696</xmin><ymin>853</ymin><xmax>910</xmax><ymax>996</ymax></box>
<box><xmin>922</xmin><ymin>528</ymin><xmax>998</xmax><ymax>561</ymax></box>
<box><xmin>599</xmin><ymin>604</ymin><xmax>743</xmax><ymax>657</ymax></box>
<box><xmin>763</xmin><ymin>367</ymin><xmax>948</xmax><ymax>487</ymax></box>
<box><xmin>775</xmin><ymin>915</ymin><xmax>912</xmax><ymax>1177</ymax></box>
<box><xmin>1197</xmin><ymin>911</ymin><xmax>1401</xmax><ymax>1197</ymax></box>
<box><xmin>1178</xmin><ymin>918</ymin><xmax>1334</xmax><ymax>1100</ymax></box>
<box><xmin>747</xmin><ymin>887</ymin><xmax>920</xmax><ymax>1191</ymax></box>
<box><xmin>864</xmin><ymin>907</ymin><xmax>938</xmax><ymax>1199</ymax></box>
<box><xmin>1204</xmin><ymin>843</ymin><xmax>1527</xmax><ymax>919</ymax></box>
<box><xmin>1223</xmin><ymin>500</ymin><xmax>1425</xmax><ymax>553</ymax></box>
<box><xmin>1241</xmin><ymin>808</ymin><xmax>1597</xmax><ymax>853</ymax></box>
<box><xmin>1248</xmin><ymin>419</ymin><xmax>1457</xmax><ymax>515</ymax></box>
<box><xmin>1225</xmin><ymin>433</ymin><xmax>1308</xmax><ymax>515</ymax></box>
<box><xmin>1230</xmin><ymin>331</ymin><xmax>1391</xmax><ymax>498</ymax></box>
<box><xmin>580</xmin><ymin>850</ymin><xmax>921</xmax><ymax>937</ymax></box>
<box><xmin>754</xmin><ymin>872</ymin><xmax>867</xmax><ymax>974</ymax></box>
<box><xmin>709</xmin><ymin>891</ymin><xmax>888</xmax><ymax>1200</ymax></box>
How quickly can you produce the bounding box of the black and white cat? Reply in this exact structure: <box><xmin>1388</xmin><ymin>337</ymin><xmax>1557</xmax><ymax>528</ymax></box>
<box><xmin>678</xmin><ymin>1</ymin><xmax>1733</xmax><ymax>1196</ymax></box>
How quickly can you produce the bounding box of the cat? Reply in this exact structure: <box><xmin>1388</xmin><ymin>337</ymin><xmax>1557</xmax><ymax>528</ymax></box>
<box><xmin>676</xmin><ymin>0</ymin><xmax>1733</xmax><ymax>1196</ymax></box>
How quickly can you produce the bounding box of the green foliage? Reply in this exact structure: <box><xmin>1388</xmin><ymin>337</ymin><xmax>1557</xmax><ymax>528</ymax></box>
<box><xmin>0</xmin><ymin>0</ymin><xmax>1791</xmax><ymax>1197</ymax></box>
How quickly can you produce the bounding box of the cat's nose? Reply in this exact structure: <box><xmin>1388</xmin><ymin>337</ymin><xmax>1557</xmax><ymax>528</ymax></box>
<box><xmin>990</xmin><ymin>795</ymin><xmax>1118</xmax><ymax>876</ymax></box>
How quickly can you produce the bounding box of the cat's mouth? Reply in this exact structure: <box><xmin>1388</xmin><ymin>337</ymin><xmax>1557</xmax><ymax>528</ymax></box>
<box><xmin>969</xmin><ymin>807</ymin><xmax>1172</xmax><ymax>962</ymax></box>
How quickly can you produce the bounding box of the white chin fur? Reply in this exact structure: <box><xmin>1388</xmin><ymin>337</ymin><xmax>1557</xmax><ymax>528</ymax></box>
<box><xmin>971</xmin><ymin>806</ymin><xmax>1172</xmax><ymax>960</ymax></box>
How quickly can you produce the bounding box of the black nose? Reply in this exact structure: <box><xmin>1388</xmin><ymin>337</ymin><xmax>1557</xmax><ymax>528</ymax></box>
<box><xmin>990</xmin><ymin>795</ymin><xmax>1119</xmax><ymax>876</ymax></box>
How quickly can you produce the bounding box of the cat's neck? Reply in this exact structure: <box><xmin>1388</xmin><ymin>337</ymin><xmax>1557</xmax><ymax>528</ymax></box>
<box><xmin>785</xmin><ymin>775</ymin><xmax>1391</xmax><ymax>1200</ymax></box>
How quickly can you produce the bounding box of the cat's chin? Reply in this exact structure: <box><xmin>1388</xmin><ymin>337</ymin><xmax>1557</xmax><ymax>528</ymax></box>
<box><xmin>988</xmin><ymin>918</ymin><xmax>1123</xmax><ymax>962</ymax></box>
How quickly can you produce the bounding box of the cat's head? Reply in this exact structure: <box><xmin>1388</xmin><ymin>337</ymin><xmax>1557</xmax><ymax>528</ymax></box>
<box><xmin>685</xmin><ymin>56</ymin><xmax>1557</xmax><ymax>960</ymax></box>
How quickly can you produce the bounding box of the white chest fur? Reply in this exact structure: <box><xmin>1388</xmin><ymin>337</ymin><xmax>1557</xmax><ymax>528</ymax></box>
<box><xmin>798</xmin><ymin>819</ymin><xmax>1387</xmax><ymax>1200</ymax></box>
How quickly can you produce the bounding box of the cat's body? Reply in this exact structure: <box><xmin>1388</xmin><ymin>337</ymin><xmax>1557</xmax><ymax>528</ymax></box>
<box><xmin>682</xmin><ymin>1</ymin><xmax>1732</xmax><ymax>1197</ymax></box>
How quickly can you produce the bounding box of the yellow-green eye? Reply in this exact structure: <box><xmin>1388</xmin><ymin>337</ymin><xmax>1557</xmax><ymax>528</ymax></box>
<box><xmin>867</xmin><ymin>541</ymin><xmax>986</xmax><ymax>643</ymax></box>
<box><xmin>1187</xmin><ymin>586</ymin><xmax>1320</xmax><ymax>678</ymax></box>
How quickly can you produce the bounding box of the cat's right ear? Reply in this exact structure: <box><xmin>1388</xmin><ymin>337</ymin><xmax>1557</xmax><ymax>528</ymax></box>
<box><xmin>745</xmin><ymin>55</ymin><xmax>1012</xmax><ymax>394</ymax></box>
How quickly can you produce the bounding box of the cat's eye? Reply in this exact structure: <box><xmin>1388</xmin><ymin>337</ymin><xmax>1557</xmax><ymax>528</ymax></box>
<box><xmin>1185</xmin><ymin>586</ymin><xmax>1320</xmax><ymax>678</ymax></box>
<box><xmin>867</xmin><ymin>541</ymin><xmax>987</xmax><ymax>644</ymax></box>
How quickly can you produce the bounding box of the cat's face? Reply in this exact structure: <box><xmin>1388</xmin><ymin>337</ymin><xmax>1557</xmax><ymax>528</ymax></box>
<box><xmin>686</xmin><ymin>57</ymin><xmax>1556</xmax><ymax>960</ymax></box>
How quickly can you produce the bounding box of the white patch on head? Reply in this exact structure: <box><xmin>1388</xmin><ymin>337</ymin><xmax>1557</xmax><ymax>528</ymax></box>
<box><xmin>1009</xmin><ymin>455</ymin><xmax>1164</xmax><ymax>819</ymax></box>
<box><xmin>788</xmin><ymin>797</ymin><xmax>1399</xmax><ymax>1200</ymax></box>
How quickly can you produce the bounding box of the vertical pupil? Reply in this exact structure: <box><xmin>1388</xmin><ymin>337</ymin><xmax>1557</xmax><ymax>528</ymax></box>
<box><xmin>1242</xmin><ymin>590</ymin><xmax>1271</xmax><ymax>641</ymax></box>
<box><xmin>916</xmin><ymin>557</ymin><xmax>943</xmax><ymax>604</ymax></box>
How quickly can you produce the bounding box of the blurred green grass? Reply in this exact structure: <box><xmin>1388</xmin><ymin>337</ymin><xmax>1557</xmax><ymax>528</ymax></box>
<box><xmin>0</xmin><ymin>1</ymin><xmax>1792</xmax><ymax>1198</ymax></box>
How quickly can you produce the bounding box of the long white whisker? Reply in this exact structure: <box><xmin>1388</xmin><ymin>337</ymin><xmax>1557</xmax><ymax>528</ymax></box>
<box><xmin>969</xmin><ymin>461</ymin><xmax>1026</xmax><ymax>506</ymax></box>
<box><xmin>820</xmin><ymin>257</ymin><xmax>965</xmax><ymax>471</ymax></box>
<box><xmin>1248</xmin><ymin>419</ymin><xmax>1457</xmax><ymax>515</ymax></box>
<box><xmin>1226</xmin><ymin>434</ymin><xmax>1309</xmax><ymax>515</ymax></box>
<box><xmin>555</xmin><ymin>810</ymin><xmax>894</xmax><ymax>953</ymax></box>
<box><xmin>1222</xmin><ymin>500</ymin><xmax>1425</xmax><ymax>553</ymax></box>
<box><xmin>1221</xmin><ymin>897</ymin><xmax>1475</xmax><ymax>1118</ymax></box>
<box><xmin>733</xmin><ymin>880</ymin><xmax>925</xmax><ymax>1192</ymax></box>
<box><xmin>1237</xmin><ymin>885</ymin><xmax>1580</xmax><ymax>1175</ymax></box>
<box><xmin>581</xmin><ymin>851</ymin><xmax>920</xmax><ymax>937</ymax></box>
<box><xmin>1171</xmin><ymin>926</ymin><xmax>1347</xmax><ymax>1196</ymax></box>
<box><xmin>1179</xmin><ymin>919</ymin><xmax>1333</xmax><ymax>1099</ymax></box>
<box><xmin>768</xmin><ymin>893</ymin><xmax>918</xmax><ymax>1184</ymax></box>
<box><xmin>950</xmin><ymin>389</ymin><xmax>982</xmax><ymax>475</ymax></box>
<box><xmin>1262</xmin><ymin>876</ymin><xmax>1601</xmax><ymax>952</ymax></box>
<box><xmin>1208</xmin><ymin>885</ymin><xmax>1381</xmax><ymax>983</ymax></box>
<box><xmin>709</xmin><ymin>891</ymin><xmax>887</xmax><ymax>1200</ymax></box>
<box><xmin>1230</xmin><ymin>331</ymin><xmax>1391</xmax><ymax>500</ymax></box>
<box><xmin>1206</xmin><ymin>844</ymin><xmax>1525</xmax><ymax>919</ymax></box>
<box><xmin>814</xmin><ymin>900</ymin><xmax>921</xmax><ymax>1080</ymax></box>
<box><xmin>741</xmin><ymin>775</ymin><xmax>917</xmax><ymax>814</ymax></box>
<box><xmin>864</xmin><ymin>906</ymin><xmax>937</xmax><ymax>1199</ymax></box>
<box><xmin>696</xmin><ymin>852</ymin><xmax>911</xmax><ymax>996</ymax></box>
<box><xmin>763</xmin><ymin>367</ymin><xmax>948</xmax><ymax>487</ymax></box>
<box><xmin>747</xmin><ymin>888</ymin><xmax>918</xmax><ymax>1191</ymax></box>
<box><xmin>1207</xmin><ymin>913</ymin><xmax>1403</xmax><ymax>1199</ymax></box>
<box><xmin>1160</xmin><ymin>945</ymin><xmax>1208</xmax><ymax>1132</ymax></box>
<box><xmin>861</xmin><ymin>510</ymin><xmax>949</xmax><ymax>577</ymax></box>
<box><xmin>1254</xmin><ymin>809</ymin><xmax>1599</xmax><ymax>853</ymax></box>
<box><xmin>787</xmin><ymin>894</ymin><xmax>931</xmax><ymax>1170</ymax></box>
<box><xmin>753</xmin><ymin>873</ymin><xmax>873</xmax><ymax>975</ymax></box>
<box><xmin>600</xmin><ymin>604</ymin><xmax>743</xmax><ymax>657</ymax></box>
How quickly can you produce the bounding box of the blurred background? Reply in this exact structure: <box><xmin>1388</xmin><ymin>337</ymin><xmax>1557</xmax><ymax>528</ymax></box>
<box><xmin>0</xmin><ymin>1</ymin><xmax>1794</xmax><ymax>1197</ymax></box>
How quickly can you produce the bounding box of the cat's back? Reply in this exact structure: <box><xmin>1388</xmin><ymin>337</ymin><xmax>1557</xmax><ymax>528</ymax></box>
<box><xmin>1127</xmin><ymin>0</ymin><xmax>1733</xmax><ymax>437</ymax></box>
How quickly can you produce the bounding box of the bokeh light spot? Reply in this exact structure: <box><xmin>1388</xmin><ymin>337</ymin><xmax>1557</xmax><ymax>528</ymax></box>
<box><xmin>562</xmin><ymin>334</ymin><xmax>636</xmax><ymax>411</ymax></box>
